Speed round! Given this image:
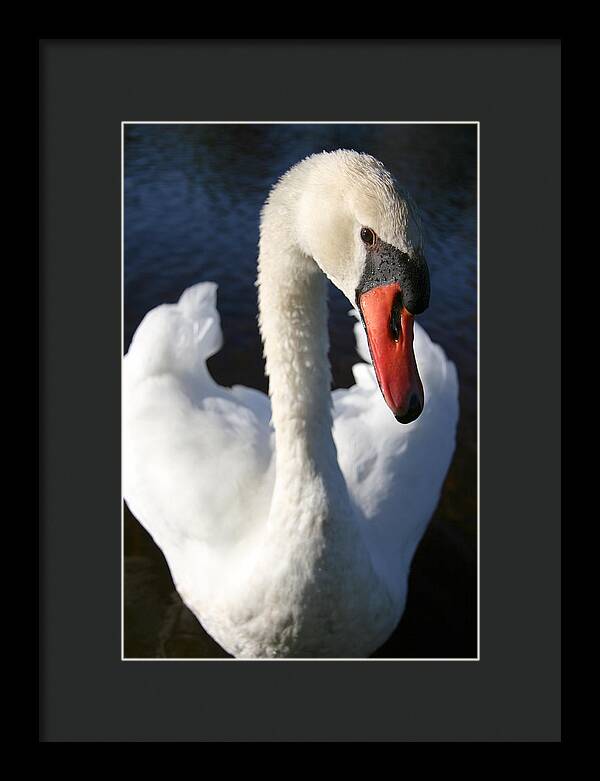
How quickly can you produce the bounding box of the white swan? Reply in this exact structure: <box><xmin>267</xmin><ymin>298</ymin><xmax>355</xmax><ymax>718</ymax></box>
<box><xmin>124</xmin><ymin>150</ymin><xmax>459</xmax><ymax>658</ymax></box>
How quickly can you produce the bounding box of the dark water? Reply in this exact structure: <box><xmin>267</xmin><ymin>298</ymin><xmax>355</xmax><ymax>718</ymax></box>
<box><xmin>124</xmin><ymin>123</ymin><xmax>478</xmax><ymax>658</ymax></box>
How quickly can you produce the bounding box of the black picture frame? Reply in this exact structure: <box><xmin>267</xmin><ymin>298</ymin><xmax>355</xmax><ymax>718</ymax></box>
<box><xmin>39</xmin><ymin>38</ymin><xmax>561</xmax><ymax>742</ymax></box>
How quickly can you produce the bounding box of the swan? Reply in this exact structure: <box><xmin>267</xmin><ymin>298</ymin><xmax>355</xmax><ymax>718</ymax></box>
<box><xmin>123</xmin><ymin>149</ymin><xmax>459</xmax><ymax>658</ymax></box>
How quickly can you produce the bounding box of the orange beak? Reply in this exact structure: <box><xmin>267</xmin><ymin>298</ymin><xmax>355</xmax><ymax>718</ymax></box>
<box><xmin>358</xmin><ymin>282</ymin><xmax>424</xmax><ymax>423</ymax></box>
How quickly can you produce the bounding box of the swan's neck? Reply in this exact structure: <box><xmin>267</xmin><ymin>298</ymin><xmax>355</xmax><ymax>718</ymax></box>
<box><xmin>254</xmin><ymin>184</ymin><xmax>395</xmax><ymax>642</ymax></box>
<box><xmin>258</xmin><ymin>240</ymin><xmax>340</xmax><ymax>484</ymax></box>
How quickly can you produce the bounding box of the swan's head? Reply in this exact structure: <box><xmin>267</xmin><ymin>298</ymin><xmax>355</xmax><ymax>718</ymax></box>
<box><xmin>295</xmin><ymin>150</ymin><xmax>430</xmax><ymax>423</ymax></box>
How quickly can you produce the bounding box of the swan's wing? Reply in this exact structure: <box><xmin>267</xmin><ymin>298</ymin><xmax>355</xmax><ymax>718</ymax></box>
<box><xmin>332</xmin><ymin>311</ymin><xmax>459</xmax><ymax>591</ymax></box>
<box><xmin>123</xmin><ymin>283</ymin><xmax>275</xmax><ymax>561</ymax></box>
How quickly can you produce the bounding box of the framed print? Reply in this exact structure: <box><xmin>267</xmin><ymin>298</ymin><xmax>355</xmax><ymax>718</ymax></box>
<box><xmin>39</xmin><ymin>39</ymin><xmax>561</xmax><ymax>741</ymax></box>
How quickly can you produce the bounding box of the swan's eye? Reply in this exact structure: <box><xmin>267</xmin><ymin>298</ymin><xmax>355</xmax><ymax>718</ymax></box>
<box><xmin>360</xmin><ymin>227</ymin><xmax>376</xmax><ymax>246</ymax></box>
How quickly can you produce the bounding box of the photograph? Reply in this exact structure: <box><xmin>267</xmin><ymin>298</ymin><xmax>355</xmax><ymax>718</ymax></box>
<box><xmin>122</xmin><ymin>122</ymin><xmax>478</xmax><ymax>660</ymax></box>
